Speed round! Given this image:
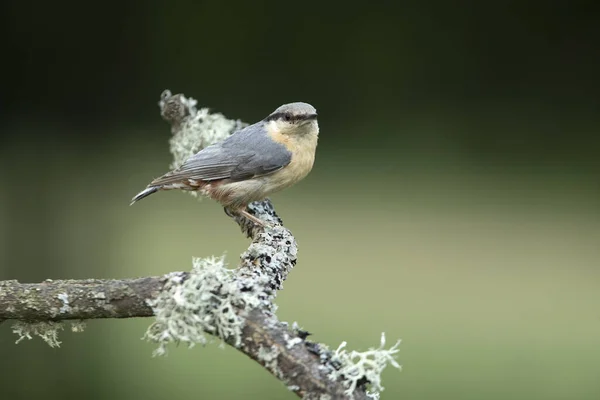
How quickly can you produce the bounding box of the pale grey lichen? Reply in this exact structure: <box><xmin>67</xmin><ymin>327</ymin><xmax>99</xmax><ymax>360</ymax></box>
<box><xmin>144</xmin><ymin>256</ymin><xmax>271</xmax><ymax>356</ymax></box>
<box><xmin>328</xmin><ymin>333</ymin><xmax>401</xmax><ymax>397</ymax></box>
<box><xmin>11</xmin><ymin>318</ymin><xmax>84</xmax><ymax>347</ymax></box>
<box><xmin>287</xmin><ymin>385</ymin><xmax>300</xmax><ymax>392</ymax></box>
<box><xmin>257</xmin><ymin>345</ymin><xmax>283</xmax><ymax>379</ymax></box>
<box><xmin>286</xmin><ymin>336</ymin><xmax>303</xmax><ymax>349</ymax></box>
<box><xmin>57</xmin><ymin>293</ymin><xmax>71</xmax><ymax>314</ymax></box>
<box><xmin>92</xmin><ymin>292</ymin><xmax>106</xmax><ymax>300</ymax></box>
<box><xmin>237</xmin><ymin>224</ymin><xmax>298</xmax><ymax>306</ymax></box>
<box><xmin>366</xmin><ymin>390</ymin><xmax>381</xmax><ymax>400</ymax></box>
<box><xmin>71</xmin><ymin>320</ymin><xmax>86</xmax><ymax>333</ymax></box>
<box><xmin>12</xmin><ymin>321</ymin><xmax>64</xmax><ymax>348</ymax></box>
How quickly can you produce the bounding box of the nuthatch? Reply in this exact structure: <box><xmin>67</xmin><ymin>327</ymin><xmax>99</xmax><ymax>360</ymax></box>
<box><xmin>131</xmin><ymin>102</ymin><xmax>319</xmax><ymax>226</ymax></box>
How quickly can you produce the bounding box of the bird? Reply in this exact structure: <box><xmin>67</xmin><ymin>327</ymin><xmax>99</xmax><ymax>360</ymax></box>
<box><xmin>130</xmin><ymin>102</ymin><xmax>319</xmax><ymax>226</ymax></box>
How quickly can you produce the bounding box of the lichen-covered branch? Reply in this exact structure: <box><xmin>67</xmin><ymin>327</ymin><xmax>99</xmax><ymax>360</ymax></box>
<box><xmin>0</xmin><ymin>91</ymin><xmax>400</xmax><ymax>399</ymax></box>
<box><xmin>0</xmin><ymin>277</ymin><xmax>163</xmax><ymax>320</ymax></box>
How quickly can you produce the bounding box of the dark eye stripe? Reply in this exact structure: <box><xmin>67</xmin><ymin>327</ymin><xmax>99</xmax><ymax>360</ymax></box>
<box><xmin>264</xmin><ymin>112</ymin><xmax>318</xmax><ymax>122</ymax></box>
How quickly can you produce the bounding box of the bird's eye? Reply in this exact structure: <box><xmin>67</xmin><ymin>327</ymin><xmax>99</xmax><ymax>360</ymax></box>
<box><xmin>284</xmin><ymin>114</ymin><xmax>293</xmax><ymax>122</ymax></box>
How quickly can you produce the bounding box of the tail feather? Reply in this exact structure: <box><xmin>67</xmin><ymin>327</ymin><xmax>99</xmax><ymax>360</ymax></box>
<box><xmin>130</xmin><ymin>186</ymin><xmax>159</xmax><ymax>205</ymax></box>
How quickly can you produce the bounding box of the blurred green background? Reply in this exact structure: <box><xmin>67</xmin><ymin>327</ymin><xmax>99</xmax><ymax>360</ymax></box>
<box><xmin>1</xmin><ymin>1</ymin><xmax>599</xmax><ymax>399</ymax></box>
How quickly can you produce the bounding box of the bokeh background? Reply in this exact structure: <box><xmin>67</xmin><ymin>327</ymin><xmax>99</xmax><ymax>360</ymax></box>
<box><xmin>1</xmin><ymin>2</ymin><xmax>599</xmax><ymax>399</ymax></box>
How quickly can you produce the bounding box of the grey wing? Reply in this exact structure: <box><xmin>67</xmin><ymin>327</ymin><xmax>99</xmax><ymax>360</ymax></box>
<box><xmin>225</xmin><ymin>124</ymin><xmax>293</xmax><ymax>180</ymax></box>
<box><xmin>150</xmin><ymin>122</ymin><xmax>291</xmax><ymax>186</ymax></box>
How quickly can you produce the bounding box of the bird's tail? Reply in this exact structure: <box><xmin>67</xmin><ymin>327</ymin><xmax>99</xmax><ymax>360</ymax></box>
<box><xmin>130</xmin><ymin>186</ymin><xmax>159</xmax><ymax>205</ymax></box>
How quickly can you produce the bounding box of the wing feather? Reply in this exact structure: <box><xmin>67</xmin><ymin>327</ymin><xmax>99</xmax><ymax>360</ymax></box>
<box><xmin>150</xmin><ymin>122</ymin><xmax>292</xmax><ymax>186</ymax></box>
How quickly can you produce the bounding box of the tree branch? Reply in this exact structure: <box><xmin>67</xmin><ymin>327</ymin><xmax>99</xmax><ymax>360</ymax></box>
<box><xmin>0</xmin><ymin>91</ymin><xmax>399</xmax><ymax>400</ymax></box>
<box><xmin>0</xmin><ymin>276</ymin><xmax>162</xmax><ymax>320</ymax></box>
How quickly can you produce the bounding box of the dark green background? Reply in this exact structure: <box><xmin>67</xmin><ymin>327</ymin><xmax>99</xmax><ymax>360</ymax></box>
<box><xmin>1</xmin><ymin>2</ymin><xmax>599</xmax><ymax>399</ymax></box>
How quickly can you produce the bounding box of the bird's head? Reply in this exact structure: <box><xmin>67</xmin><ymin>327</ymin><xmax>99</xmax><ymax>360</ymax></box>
<box><xmin>264</xmin><ymin>102</ymin><xmax>319</xmax><ymax>136</ymax></box>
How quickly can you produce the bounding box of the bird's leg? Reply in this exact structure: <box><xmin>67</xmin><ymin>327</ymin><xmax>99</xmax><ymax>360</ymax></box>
<box><xmin>224</xmin><ymin>205</ymin><xmax>268</xmax><ymax>227</ymax></box>
<box><xmin>238</xmin><ymin>208</ymin><xmax>267</xmax><ymax>227</ymax></box>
